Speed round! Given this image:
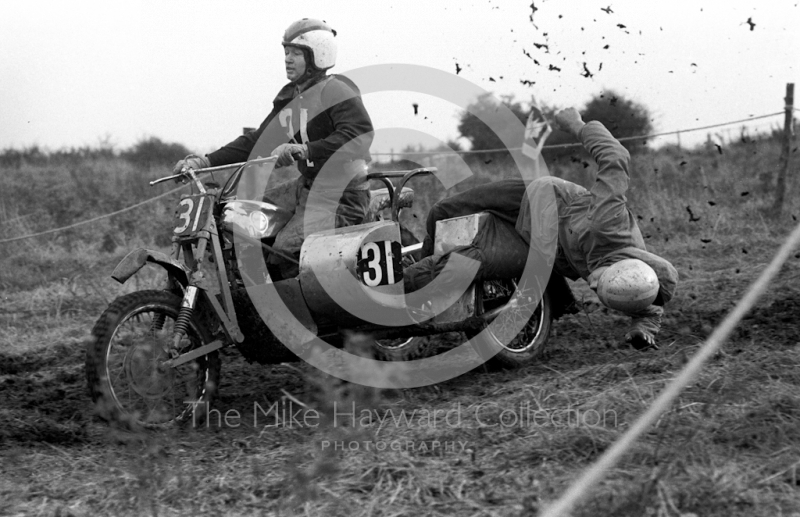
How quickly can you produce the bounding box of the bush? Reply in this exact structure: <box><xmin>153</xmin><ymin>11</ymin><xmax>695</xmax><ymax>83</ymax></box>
<box><xmin>457</xmin><ymin>93</ymin><xmax>529</xmax><ymax>154</ymax></box>
<box><xmin>121</xmin><ymin>137</ymin><xmax>191</xmax><ymax>169</ymax></box>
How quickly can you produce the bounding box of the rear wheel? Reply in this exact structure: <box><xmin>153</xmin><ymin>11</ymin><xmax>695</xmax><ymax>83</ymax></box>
<box><xmin>85</xmin><ymin>290</ymin><xmax>220</xmax><ymax>428</ymax></box>
<box><xmin>469</xmin><ymin>279</ymin><xmax>552</xmax><ymax>369</ymax></box>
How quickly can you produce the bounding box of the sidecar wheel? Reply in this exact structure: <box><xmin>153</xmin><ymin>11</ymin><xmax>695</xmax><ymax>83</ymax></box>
<box><xmin>372</xmin><ymin>336</ymin><xmax>435</xmax><ymax>361</ymax></box>
<box><xmin>469</xmin><ymin>281</ymin><xmax>552</xmax><ymax>369</ymax></box>
<box><xmin>85</xmin><ymin>290</ymin><xmax>220</xmax><ymax>429</ymax></box>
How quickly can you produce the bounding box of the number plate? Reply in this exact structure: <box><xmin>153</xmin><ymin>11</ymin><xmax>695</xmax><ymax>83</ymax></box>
<box><xmin>173</xmin><ymin>194</ymin><xmax>210</xmax><ymax>238</ymax></box>
<box><xmin>357</xmin><ymin>240</ymin><xmax>402</xmax><ymax>287</ymax></box>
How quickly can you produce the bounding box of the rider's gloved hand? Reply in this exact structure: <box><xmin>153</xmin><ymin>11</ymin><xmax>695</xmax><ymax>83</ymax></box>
<box><xmin>173</xmin><ymin>155</ymin><xmax>211</xmax><ymax>175</ymax></box>
<box><xmin>554</xmin><ymin>107</ymin><xmax>586</xmax><ymax>139</ymax></box>
<box><xmin>271</xmin><ymin>143</ymin><xmax>307</xmax><ymax>167</ymax></box>
<box><xmin>623</xmin><ymin>305</ymin><xmax>663</xmax><ymax>350</ymax></box>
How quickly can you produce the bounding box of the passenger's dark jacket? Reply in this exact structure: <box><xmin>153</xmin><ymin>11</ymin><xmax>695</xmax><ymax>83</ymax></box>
<box><xmin>409</xmin><ymin>121</ymin><xmax>678</xmax><ymax>310</ymax></box>
<box><xmin>515</xmin><ymin>121</ymin><xmax>678</xmax><ymax>304</ymax></box>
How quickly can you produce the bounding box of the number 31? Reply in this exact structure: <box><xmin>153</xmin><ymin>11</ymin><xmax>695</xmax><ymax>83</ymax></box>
<box><xmin>279</xmin><ymin>108</ymin><xmax>314</xmax><ymax>167</ymax></box>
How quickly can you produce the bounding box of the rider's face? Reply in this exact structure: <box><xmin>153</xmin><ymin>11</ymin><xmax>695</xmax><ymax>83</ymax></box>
<box><xmin>284</xmin><ymin>46</ymin><xmax>307</xmax><ymax>82</ymax></box>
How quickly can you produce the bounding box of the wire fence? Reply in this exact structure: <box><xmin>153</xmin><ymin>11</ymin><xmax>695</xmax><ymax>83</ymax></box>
<box><xmin>0</xmin><ymin>183</ymin><xmax>188</xmax><ymax>245</ymax></box>
<box><xmin>0</xmin><ymin>110</ymin><xmax>790</xmax><ymax>246</ymax></box>
<box><xmin>371</xmin><ymin>111</ymin><xmax>786</xmax><ymax>156</ymax></box>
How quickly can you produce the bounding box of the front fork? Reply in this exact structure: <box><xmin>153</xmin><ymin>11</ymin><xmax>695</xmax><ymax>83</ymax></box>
<box><xmin>170</xmin><ymin>285</ymin><xmax>200</xmax><ymax>356</ymax></box>
<box><xmin>162</xmin><ymin>220</ymin><xmax>243</xmax><ymax>368</ymax></box>
<box><xmin>161</xmin><ymin>276</ymin><xmax>229</xmax><ymax>369</ymax></box>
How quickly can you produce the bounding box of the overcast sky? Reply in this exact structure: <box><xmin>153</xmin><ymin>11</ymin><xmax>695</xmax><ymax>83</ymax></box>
<box><xmin>1</xmin><ymin>1</ymin><xmax>796</xmax><ymax>157</ymax></box>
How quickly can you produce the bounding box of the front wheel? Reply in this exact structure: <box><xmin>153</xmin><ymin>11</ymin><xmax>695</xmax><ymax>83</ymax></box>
<box><xmin>85</xmin><ymin>290</ymin><xmax>220</xmax><ymax>428</ymax></box>
<box><xmin>468</xmin><ymin>280</ymin><xmax>552</xmax><ymax>369</ymax></box>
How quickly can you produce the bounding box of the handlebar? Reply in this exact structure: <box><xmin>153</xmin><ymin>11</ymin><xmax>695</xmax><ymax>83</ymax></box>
<box><xmin>366</xmin><ymin>167</ymin><xmax>437</xmax><ymax>181</ymax></box>
<box><xmin>151</xmin><ymin>160</ymin><xmax>435</xmax><ymax>221</ymax></box>
<box><xmin>366</xmin><ymin>167</ymin><xmax>438</xmax><ymax>221</ymax></box>
<box><xmin>150</xmin><ymin>156</ymin><xmax>278</xmax><ymax>187</ymax></box>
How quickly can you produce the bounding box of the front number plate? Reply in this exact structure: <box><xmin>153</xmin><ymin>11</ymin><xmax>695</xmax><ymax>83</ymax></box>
<box><xmin>173</xmin><ymin>194</ymin><xmax>210</xmax><ymax>237</ymax></box>
<box><xmin>357</xmin><ymin>240</ymin><xmax>402</xmax><ymax>287</ymax></box>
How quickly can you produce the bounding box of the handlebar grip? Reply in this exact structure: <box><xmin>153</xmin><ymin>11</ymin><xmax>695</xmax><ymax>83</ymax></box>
<box><xmin>150</xmin><ymin>174</ymin><xmax>182</xmax><ymax>186</ymax></box>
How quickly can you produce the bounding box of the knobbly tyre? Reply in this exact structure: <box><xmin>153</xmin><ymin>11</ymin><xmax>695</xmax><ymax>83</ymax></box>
<box><xmin>85</xmin><ymin>157</ymin><xmax>557</xmax><ymax>428</ymax></box>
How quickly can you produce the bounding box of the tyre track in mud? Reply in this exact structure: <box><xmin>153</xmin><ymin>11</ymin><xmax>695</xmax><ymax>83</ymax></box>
<box><xmin>0</xmin><ymin>340</ymin><xmax>91</xmax><ymax>445</ymax></box>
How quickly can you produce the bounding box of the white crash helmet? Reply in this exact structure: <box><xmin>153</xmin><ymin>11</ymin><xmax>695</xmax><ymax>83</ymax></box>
<box><xmin>282</xmin><ymin>18</ymin><xmax>337</xmax><ymax>70</ymax></box>
<box><xmin>596</xmin><ymin>258</ymin><xmax>660</xmax><ymax>313</ymax></box>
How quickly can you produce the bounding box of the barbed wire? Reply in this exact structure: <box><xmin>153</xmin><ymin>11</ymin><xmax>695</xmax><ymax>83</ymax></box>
<box><xmin>371</xmin><ymin>111</ymin><xmax>786</xmax><ymax>156</ymax></box>
<box><xmin>0</xmin><ymin>110</ymin><xmax>791</xmax><ymax>245</ymax></box>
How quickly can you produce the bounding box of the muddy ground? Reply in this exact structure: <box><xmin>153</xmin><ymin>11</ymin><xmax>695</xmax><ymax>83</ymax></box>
<box><xmin>1</xmin><ymin>237</ymin><xmax>800</xmax><ymax>516</ymax></box>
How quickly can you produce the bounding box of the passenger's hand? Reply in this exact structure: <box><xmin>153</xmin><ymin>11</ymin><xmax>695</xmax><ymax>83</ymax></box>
<box><xmin>173</xmin><ymin>155</ymin><xmax>211</xmax><ymax>175</ymax></box>
<box><xmin>554</xmin><ymin>108</ymin><xmax>586</xmax><ymax>138</ymax></box>
<box><xmin>624</xmin><ymin>328</ymin><xmax>657</xmax><ymax>350</ymax></box>
<box><xmin>271</xmin><ymin>143</ymin><xmax>307</xmax><ymax>167</ymax></box>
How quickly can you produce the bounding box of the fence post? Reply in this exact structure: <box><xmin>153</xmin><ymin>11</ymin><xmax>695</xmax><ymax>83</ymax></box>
<box><xmin>773</xmin><ymin>83</ymin><xmax>795</xmax><ymax>215</ymax></box>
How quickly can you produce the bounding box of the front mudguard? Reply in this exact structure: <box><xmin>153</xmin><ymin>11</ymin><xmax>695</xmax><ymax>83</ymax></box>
<box><xmin>111</xmin><ymin>247</ymin><xmax>190</xmax><ymax>286</ymax></box>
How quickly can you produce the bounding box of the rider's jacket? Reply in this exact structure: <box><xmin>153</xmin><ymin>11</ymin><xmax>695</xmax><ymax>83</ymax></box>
<box><xmin>207</xmin><ymin>73</ymin><xmax>373</xmax><ymax>189</ymax></box>
<box><xmin>413</xmin><ymin>121</ymin><xmax>678</xmax><ymax>308</ymax></box>
<box><xmin>515</xmin><ymin>121</ymin><xmax>678</xmax><ymax>305</ymax></box>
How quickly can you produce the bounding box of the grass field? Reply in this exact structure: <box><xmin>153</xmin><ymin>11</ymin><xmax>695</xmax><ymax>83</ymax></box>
<box><xmin>1</xmin><ymin>132</ymin><xmax>800</xmax><ymax>516</ymax></box>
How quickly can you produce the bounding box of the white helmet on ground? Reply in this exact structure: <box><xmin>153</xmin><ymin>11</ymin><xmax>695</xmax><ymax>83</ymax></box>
<box><xmin>596</xmin><ymin>258</ymin><xmax>660</xmax><ymax>313</ymax></box>
<box><xmin>282</xmin><ymin>18</ymin><xmax>337</xmax><ymax>70</ymax></box>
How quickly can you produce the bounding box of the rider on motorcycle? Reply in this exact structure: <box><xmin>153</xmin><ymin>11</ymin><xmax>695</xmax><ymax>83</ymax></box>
<box><xmin>404</xmin><ymin>108</ymin><xmax>678</xmax><ymax>349</ymax></box>
<box><xmin>174</xmin><ymin>18</ymin><xmax>374</xmax><ymax>279</ymax></box>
